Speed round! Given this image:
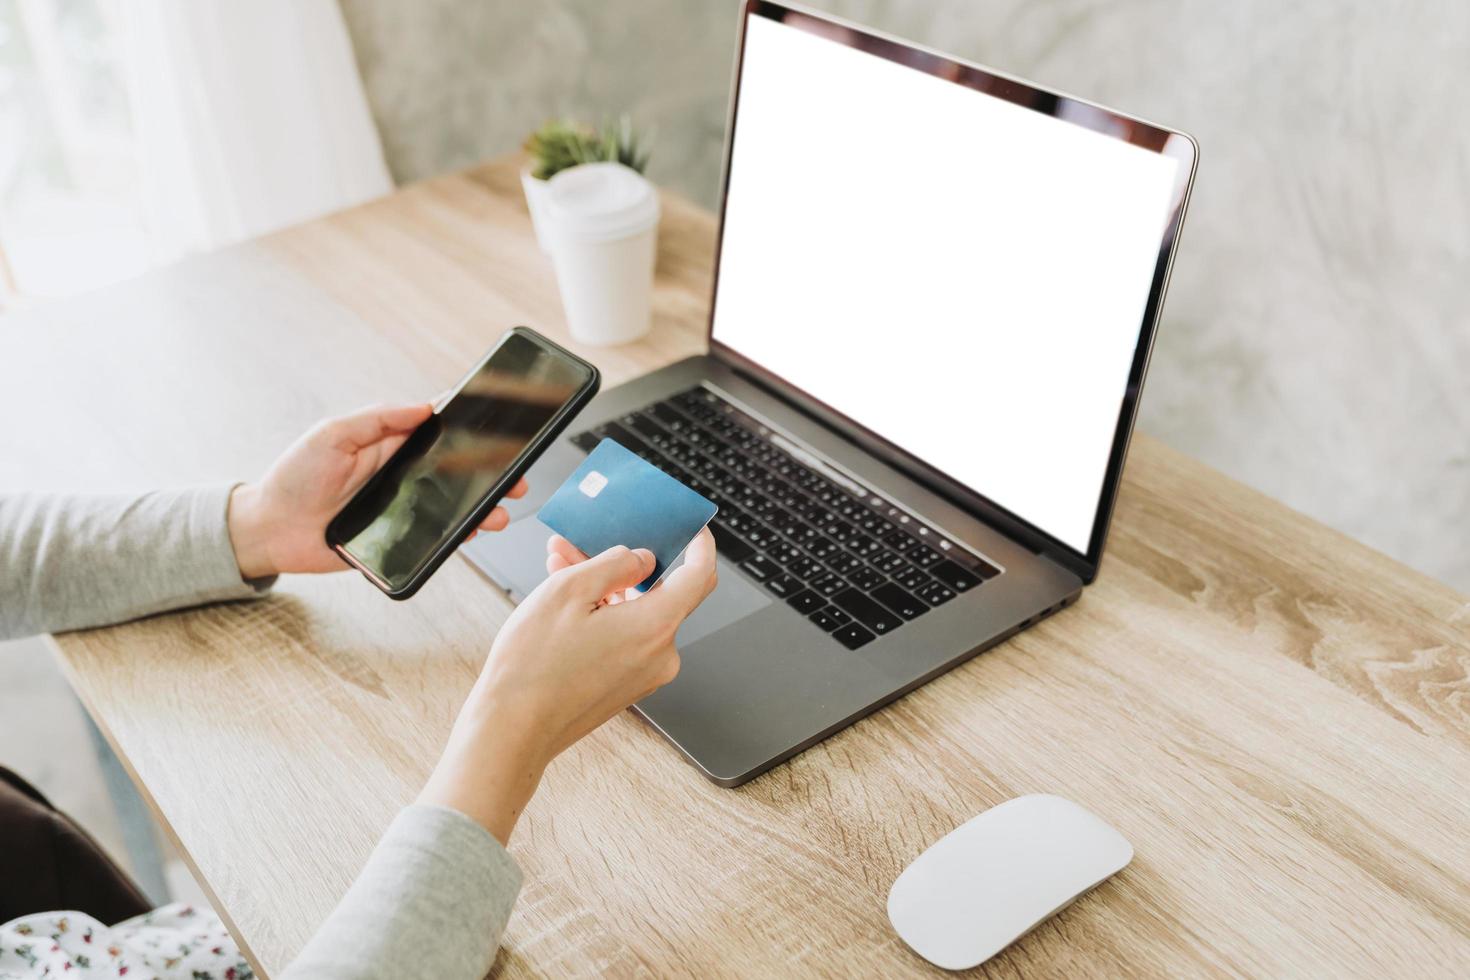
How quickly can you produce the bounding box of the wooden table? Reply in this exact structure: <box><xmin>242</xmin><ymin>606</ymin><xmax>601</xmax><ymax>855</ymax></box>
<box><xmin>3</xmin><ymin>154</ymin><xmax>1467</xmax><ymax>977</ymax></box>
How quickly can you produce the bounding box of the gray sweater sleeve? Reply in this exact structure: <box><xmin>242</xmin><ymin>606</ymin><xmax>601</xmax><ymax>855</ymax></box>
<box><xmin>281</xmin><ymin>804</ymin><xmax>523</xmax><ymax>980</ymax></box>
<box><xmin>0</xmin><ymin>486</ymin><xmax>274</xmax><ymax>640</ymax></box>
<box><xmin>1</xmin><ymin>489</ymin><xmax>524</xmax><ymax>976</ymax></box>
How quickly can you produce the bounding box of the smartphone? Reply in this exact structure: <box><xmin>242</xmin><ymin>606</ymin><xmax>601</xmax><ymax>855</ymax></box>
<box><xmin>327</xmin><ymin>326</ymin><xmax>599</xmax><ymax>599</ymax></box>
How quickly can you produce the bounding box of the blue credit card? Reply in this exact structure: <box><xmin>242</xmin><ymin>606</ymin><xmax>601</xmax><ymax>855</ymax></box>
<box><xmin>537</xmin><ymin>438</ymin><xmax>718</xmax><ymax>592</ymax></box>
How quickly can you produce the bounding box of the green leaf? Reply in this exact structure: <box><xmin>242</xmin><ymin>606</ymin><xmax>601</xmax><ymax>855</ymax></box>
<box><xmin>523</xmin><ymin>114</ymin><xmax>651</xmax><ymax>179</ymax></box>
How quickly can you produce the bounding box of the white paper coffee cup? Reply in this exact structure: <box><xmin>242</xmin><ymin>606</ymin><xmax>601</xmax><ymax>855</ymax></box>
<box><xmin>544</xmin><ymin>162</ymin><xmax>660</xmax><ymax>346</ymax></box>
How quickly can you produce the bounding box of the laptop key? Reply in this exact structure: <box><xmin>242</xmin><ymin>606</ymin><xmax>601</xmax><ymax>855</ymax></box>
<box><xmin>809</xmin><ymin>606</ymin><xmax>842</xmax><ymax>631</ymax></box>
<box><xmin>571</xmin><ymin>430</ymin><xmax>599</xmax><ymax>452</ymax></box>
<box><xmin>753</xmin><ymin>471</ymin><xmax>782</xmax><ymax>493</ymax></box>
<box><xmin>881</xmin><ymin>530</ymin><xmax>912</xmax><ymax>551</ymax></box>
<box><xmin>773</xmin><ymin>488</ymin><xmax>805</xmax><ymax>511</ymax></box>
<box><xmin>905</xmin><ymin>544</ymin><xmax>944</xmax><ymax>568</ymax></box>
<box><xmin>833</xmin><ymin>622</ymin><xmax>877</xmax><ymax>650</ymax></box>
<box><xmin>650</xmin><ymin>403</ymin><xmax>688</xmax><ymax>431</ymax></box>
<box><xmin>787</xmin><ymin>589</ymin><xmax>824</xmax><ymax>614</ymax></box>
<box><xmin>811</xmin><ymin>573</ymin><xmax>846</xmax><ymax>597</ymax></box>
<box><xmin>871</xmin><ymin>552</ymin><xmax>908</xmax><ymax>575</ymax></box>
<box><xmin>790</xmin><ymin>524</ymin><xmax>821</xmax><ymax>545</ymax></box>
<box><xmin>744</xmin><ymin>524</ymin><xmax>779</xmax><ymax>548</ymax></box>
<box><xmin>741</xmin><ymin>556</ymin><xmax>778</xmax><ymax>581</ymax></box>
<box><xmin>709</xmin><ymin>524</ymin><xmax>754</xmax><ymax>563</ymax></box>
<box><xmin>627</xmin><ymin>414</ymin><xmax>666</xmax><ymax>441</ymax></box>
<box><xmin>788</xmin><ymin>555</ymin><xmax>821</xmax><ymax>579</ymax></box>
<box><xmin>812</xmin><ymin>506</ymin><xmax>839</xmax><ymax>527</ymax></box>
<box><xmin>791</xmin><ymin>498</ymin><xmax>822</xmax><ymax>520</ymax></box>
<box><xmin>894</xmin><ymin>565</ymin><xmax>929</xmax><ymax>591</ymax></box>
<box><xmin>765</xmin><ymin>573</ymin><xmax>800</xmax><ymax>598</ymax></box>
<box><xmin>849</xmin><ymin>567</ymin><xmax>885</xmax><ymax>592</ymax></box>
<box><xmin>771</xmin><ymin>541</ymin><xmax>804</xmax><ymax>565</ymax></box>
<box><xmin>916</xmin><ymin>580</ymin><xmax>956</xmax><ymax>606</ymax></box>
<box><xmin>809</xmin><ymin>537</ymin><xmax>843</xmax><ymax>560</ymax></box>
<box><xmin>649</xmin><ymin>457</ymin><xmax>684</xmax><ymax>480</ymax></box>
<box><xmin>816</xmin><ymin>485</ymin><xmax>847</xmax><ymax>505</ymax></box>
<box><xmin>597</xmin><ymin>422</ymin><xmax>650</xmax><ymax>456</ymax></box>
<box><xmin>871</xmin><ymin>582</ymin><xmax>928</xmax><ymax>620</ymax></box>
<box><xmin>673</xmin><ymin>387</ymin><xmax>715</xmax><ymax>410</ymax></box>
<box><xmin>819</xmin><ymin>519</ymin><xmax>846</xmax><ymax>537</ymax></box>
<box><xmin>833</xmin><ymin>588</ymin><xmax>901</xmax><ymax>636</ymax></box>
<box><xmin>777</xmin><ymin>522</ymin><xmax>809</xmax><ymax>544</ymax></box>
<box><xmin>931</xmin><ymin>560</ymin><xmax>981</xmax><ymax>592</ymax></box>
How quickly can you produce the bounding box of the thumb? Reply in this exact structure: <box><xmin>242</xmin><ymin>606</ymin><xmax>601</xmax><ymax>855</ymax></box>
<box><xmin>561</xmin><ymin>545</ymin><xmax>655</xmax><ymax>603</ymax></box>
<box><xmin>321</xmin><ymin>402</ymin><xmax>433</xmax><ymax>451</ymax></box>
<box><xmin>644</xmin><ymin>528</ymin><xmax>718</xmax><ymax>619</ymax></box>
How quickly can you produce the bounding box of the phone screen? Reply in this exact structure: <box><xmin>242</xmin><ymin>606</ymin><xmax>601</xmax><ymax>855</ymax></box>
<box><xmin>331</xmin><ymin>330</ymin><xmax>594</xmax><ymax>593</ymax></box>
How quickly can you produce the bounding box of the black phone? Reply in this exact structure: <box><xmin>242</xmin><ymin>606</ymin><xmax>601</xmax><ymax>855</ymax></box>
<box><xmin>327</xmin><ymin>326</ymin><xmax>599</xmax><ymax>599</ymax></box>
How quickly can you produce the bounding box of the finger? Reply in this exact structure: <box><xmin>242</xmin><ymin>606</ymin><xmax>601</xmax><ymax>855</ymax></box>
<box><xmin>645</xmin><ymin>528</ymin><xmax>718</xmax><ymax>617</ymax></box>
<box><xmin>505</xmin><ymin>477</ymin><xmax>529</xmax><ymax>500</ymax></box>
<box><xmin>559</xmin><ymin>545</ymin><xmax>655</xmax><ymax>604</ymax></box>
<box><xmin>465</xmin><ymin>530</ymin><xmax>479</xmax><ymax>542</ymax></box>
<box><xmin>546</xmin><ymin>534</ymin><xmax>590</xmax><ymax>566</ymax></box>
<box><xmin>323</xmin><ymin>402</ymin><xmax>433</xmax><ymax>451</ymax></box>
<box><xmin>366</xmin><ymin>431</ymin><xmax>412</xmax><ymax>472</ymax></box>
<box><xmin>546</xmin><ymin>552</ymin><xmax>572</xmax><ymax>575</ymax></box>
<box><xmin>478</xmin><ymin>507</ymin><xmax>510</xmax><ymax>532</ymax></box>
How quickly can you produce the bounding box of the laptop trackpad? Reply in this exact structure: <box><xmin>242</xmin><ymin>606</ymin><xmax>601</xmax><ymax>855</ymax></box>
<box><xmin>673</xmin><ymin>558</ymin><xmax>771</xmax><ymax>646</ymax></box>
<box><xmin>462</xmin><ymin>517</ymin><xmax>771</xmax><ymax>646</ymax></box>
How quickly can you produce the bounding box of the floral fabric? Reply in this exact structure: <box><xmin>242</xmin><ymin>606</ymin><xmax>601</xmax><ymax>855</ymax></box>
<box><xmin>0</xmin><ymin>902</ymin><xmax>251</xmax><ymax>979</ymax></box>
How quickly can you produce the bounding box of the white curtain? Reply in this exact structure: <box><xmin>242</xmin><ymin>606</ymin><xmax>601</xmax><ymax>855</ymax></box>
<box><xmin>122</xmin><ymin>0</ymin><xmax>392</xmax><ymax>257</ymax></box>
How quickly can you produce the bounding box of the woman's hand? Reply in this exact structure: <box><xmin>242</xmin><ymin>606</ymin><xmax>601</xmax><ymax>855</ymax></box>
<box><xmin>418</xmin><ymin>530</ymin><xmax>718</xmax><ymax>844</ymax></box>
<box><xmin>224</xmin><ymin>402</ymin><xmax>527</xmax><ymax>579</ymax></box>
<box><xmin>544</xmin><ymin>534</ymin><xmax>645</xmax><ymax>605</ymax></box>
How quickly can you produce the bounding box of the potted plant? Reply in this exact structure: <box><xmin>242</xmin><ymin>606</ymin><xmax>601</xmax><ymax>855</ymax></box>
<box><xmin>522</xmin><ymin>116</ymin><xmax>650</xmax><ymax>251</ymax></box>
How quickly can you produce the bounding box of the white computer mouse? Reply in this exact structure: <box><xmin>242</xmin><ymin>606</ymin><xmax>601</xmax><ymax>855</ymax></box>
<box><xmin>887</xmin><ymin>794</ymin><xmax>1133</xmax><ymax>970</ymax></box>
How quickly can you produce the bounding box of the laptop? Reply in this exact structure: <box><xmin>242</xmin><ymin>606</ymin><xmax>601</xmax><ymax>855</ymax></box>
<box><xmin>467</xmin><ymin>0</ymin><xmax>1197</xmax><ymax>786</ymax></box>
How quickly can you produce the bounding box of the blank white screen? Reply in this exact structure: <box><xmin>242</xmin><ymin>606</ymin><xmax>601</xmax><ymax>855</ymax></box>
<box><xmin>712</xmin><ymin>15</ymin><xmax>1179</xmax><ymax>552</ymax></box>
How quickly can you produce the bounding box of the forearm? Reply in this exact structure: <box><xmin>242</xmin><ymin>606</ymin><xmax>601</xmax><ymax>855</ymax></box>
<box><xmin>0</xmin><ymin>486</ymin><xmax>273</xmax><ymax>640</ymax></box>
<box><xmin>280</xmin><ymin>804</ymin><xmax>522</xmax><ymax>980</ymax></box>
<box><xmin>416</xmin><ymin>692</ymin><xmax>550</xmax><ymax>846</ymax></box>
<box><xmin>278</xmin><ymin>688</ymin><xmax>540</xmax><ymax>978</ymax></box>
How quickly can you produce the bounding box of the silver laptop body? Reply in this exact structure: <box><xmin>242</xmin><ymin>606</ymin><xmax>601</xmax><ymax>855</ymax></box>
<box><xmin>469</xmin><ymin>0</ymin><xmax>1197</xmax><ymax>786</ymax></box>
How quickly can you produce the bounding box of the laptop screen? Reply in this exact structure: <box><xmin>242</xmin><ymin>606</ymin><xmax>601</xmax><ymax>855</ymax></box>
<box><xmin>710</xmin><ymin>9</ymin><xmax>1186</xmax><ymax>555</ymax></box>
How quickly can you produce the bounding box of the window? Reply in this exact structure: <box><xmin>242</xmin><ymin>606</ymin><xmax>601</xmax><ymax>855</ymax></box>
<box><xmin>0</xmin><ymin>0</ymin><xmax>153</xmax><ymax>300</ymax></box>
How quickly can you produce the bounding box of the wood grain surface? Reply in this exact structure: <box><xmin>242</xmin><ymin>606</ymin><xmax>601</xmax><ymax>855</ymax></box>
<box><xmin>2</xmin><ymin>154</ymin><xmax>1467</xmax><ymax>978</ymax></box>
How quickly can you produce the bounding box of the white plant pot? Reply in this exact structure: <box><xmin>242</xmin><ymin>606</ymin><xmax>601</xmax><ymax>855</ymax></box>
<box><xmin>520</xmin><ymin>167</ymin><xmax>554</xmax><ymax>252</ymax></box>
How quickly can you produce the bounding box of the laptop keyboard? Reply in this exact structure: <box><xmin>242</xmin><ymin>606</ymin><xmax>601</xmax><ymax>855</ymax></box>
<box><xmin>570</xmin><ymin>386</ymin><xmax>1001</xmax><ymax>649</ymax></box>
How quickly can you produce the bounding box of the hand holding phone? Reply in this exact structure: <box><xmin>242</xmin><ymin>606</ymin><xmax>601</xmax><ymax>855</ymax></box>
<box><xmin>225</xmin><ymin>402</ymin><xmax>528</xmax><ymax>581</ymax></box>
<box><xmin>327</xmin><ymin>327</ymin><xmax>600</xmax><ymax>598</ymax></box>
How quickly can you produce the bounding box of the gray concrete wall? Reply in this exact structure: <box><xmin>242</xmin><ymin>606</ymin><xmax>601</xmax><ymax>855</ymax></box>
<box><xmin>339</xmin><ymin>0</ymin><xmax>1470</xmax><ymax>590</ymax></box>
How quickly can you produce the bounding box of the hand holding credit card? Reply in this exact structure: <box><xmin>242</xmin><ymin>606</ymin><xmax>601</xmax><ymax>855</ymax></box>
<box><xmin>537</xmin><ymin>439</ymin><xmax>719</xmax><ymax>592</ymax></box>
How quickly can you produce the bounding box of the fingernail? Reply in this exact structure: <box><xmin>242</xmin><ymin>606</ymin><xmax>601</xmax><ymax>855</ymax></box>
<box><xmin>633</xmin><ymin>548</ymin><xmax>655</xmax><ymax>568</ymax></box>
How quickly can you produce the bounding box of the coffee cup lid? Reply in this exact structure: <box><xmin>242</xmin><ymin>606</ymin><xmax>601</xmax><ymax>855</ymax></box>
<box><xmin>545</xmin><ymin>162</ymin><xmax>660</xmax><ymax>243</ymax></box>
